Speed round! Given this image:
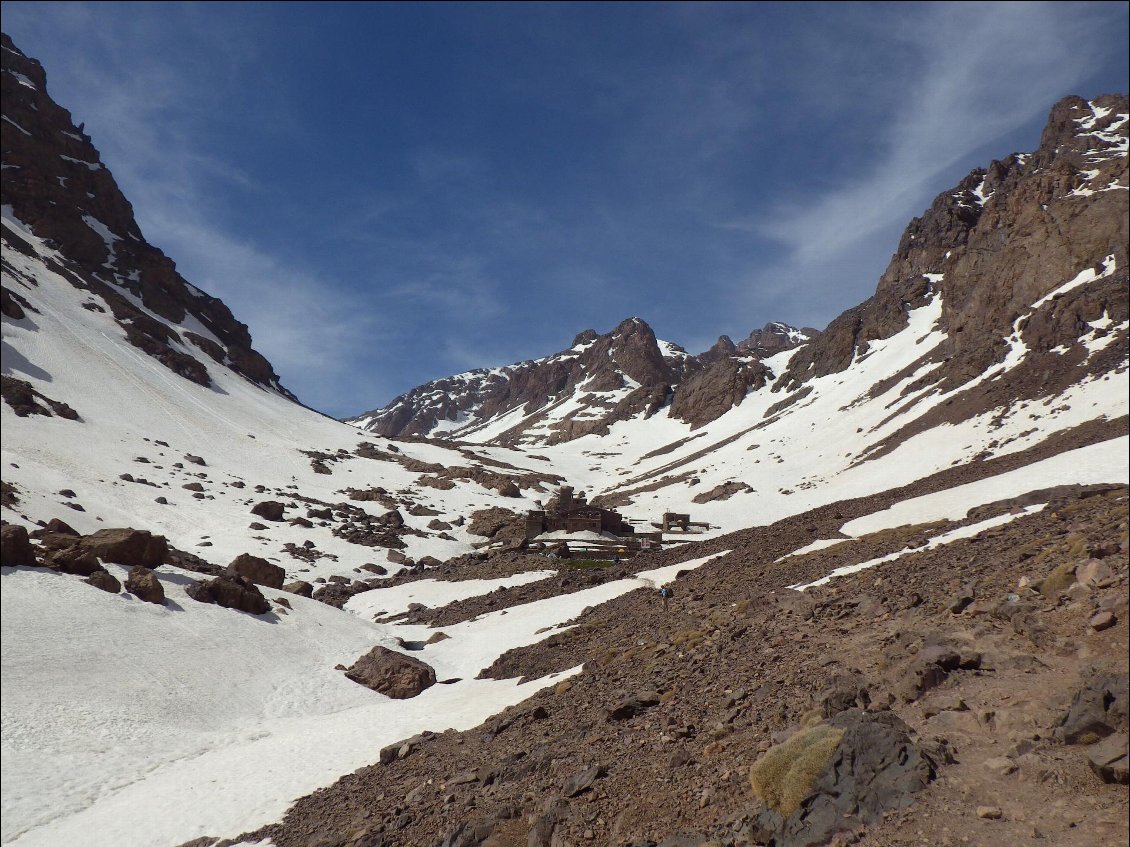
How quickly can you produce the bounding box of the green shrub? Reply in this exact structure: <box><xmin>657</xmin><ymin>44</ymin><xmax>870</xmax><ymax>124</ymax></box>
<box><xmin>749</xmin><ymin>724</ymin><xmax>844</xmax><ymax>818</ymax></box>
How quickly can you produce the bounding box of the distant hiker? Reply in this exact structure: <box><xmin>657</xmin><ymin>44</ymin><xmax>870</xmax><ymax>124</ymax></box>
<box><xmin>613</xmin><ymin>553</ymin><xmax>621</xmax><ymax>566</ymax></box>
<box><xmin>659</xmin><ymin>585</ymin><xmax>673</xmax><ymax>611</ymax></box>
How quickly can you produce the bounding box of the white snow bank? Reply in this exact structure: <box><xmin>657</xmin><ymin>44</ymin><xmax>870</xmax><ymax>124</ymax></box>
<box><xmin>344</xmin><ymin>571</ymin><xmax>555</xmax><ymax>620</ymax></box>
<box><xmin>792</xmin><ymin>504</ymin><xmax>1046</xmax><ymax>590</ymax></box>
<box><xmin>0</xmin><ymin>565</ymin><xmax>571</xmax><ymax>847</ymax></box>
<box><xmin>841</xmin><ymin>437</ymin><xmax>1127</xmax><ymax>538</ymax></box>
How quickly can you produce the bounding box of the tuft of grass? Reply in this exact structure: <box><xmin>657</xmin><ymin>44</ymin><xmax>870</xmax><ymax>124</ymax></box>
<box><xmin>749</xmin><ymin>724</ymin><xmax>844</xmax><ymax>819</ymax></box>
<box><xmin>1040</xmin><ymin>559</ymin><xmax>1077</xmax><ymax>597</ymax></box>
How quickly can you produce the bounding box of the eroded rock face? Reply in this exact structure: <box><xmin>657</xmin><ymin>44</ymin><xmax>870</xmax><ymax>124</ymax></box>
<box><xmin>0</xmin><ymin>34</ymin><xmax>291</xmax><ymax>396</ymax></box>
<box><xmin>343</xmin><ymin>645</ymin><xmax>436</xmax><ymax>699</ymax></box>
<box><xmin>780</xmin><ymin>94</ymin><xmax>1128</xmax><ymax>415</ymax></box>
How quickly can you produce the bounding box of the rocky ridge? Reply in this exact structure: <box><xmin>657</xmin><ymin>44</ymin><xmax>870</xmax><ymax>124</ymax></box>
<box><xmin>349</xmin><ymin>318</ymin><xmax>816</xmax><ymax>443</ymax></box>
<box><xmin>0</xmin><ymin>34</ymin><xmax>291</xmax><ymax>395</ymax></box>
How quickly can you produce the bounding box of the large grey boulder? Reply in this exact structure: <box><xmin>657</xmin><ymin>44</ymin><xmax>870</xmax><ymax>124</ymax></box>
<box><xmin>1058</xmin><ymin>670</ymin><xmax>1129</xmax><ymax>745</ymax></box>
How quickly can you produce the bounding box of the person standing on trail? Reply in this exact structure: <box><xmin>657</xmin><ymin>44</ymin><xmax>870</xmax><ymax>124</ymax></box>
<box><xmin>659</xmin><ymin>585</ymin><xmax>673</xmax><ymax>611</ymax></box>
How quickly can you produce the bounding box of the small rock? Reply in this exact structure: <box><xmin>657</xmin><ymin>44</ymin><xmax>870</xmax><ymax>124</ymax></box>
<box><xmin>976</xmin><ymin>806</ymin><xmax>1003</xmax><ymax>820</ymax></box>
<box><xmin>983</xmin><ymin>756</ymin><xmax>1017</xmax><ymax>776</ymax></box>
<box><xmin>562</xmin><ymin>764</ymin><xmax>605</xmax><ymax>797</ymax></box>
<box><xmin>1089</xmin><ymin>611</ymin><xmax>1117</xmax><ymax>632</ymax></box>
<box><xmin>85</xmin><ymin>568</ymin><xmax>121</xmax><ymax>593</ymax></box>
<box><xmin>283</xmin><ymin>580</ymin><xmax>314</xmax><ymax>597</ymax></box>
<box><xmin>948</xmin><ymin>583</ymin><xmax>975</xmax><ymax>614</ymax></box>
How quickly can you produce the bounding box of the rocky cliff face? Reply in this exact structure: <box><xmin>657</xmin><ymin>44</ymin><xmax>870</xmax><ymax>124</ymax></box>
<box><xmin>780</xmin><ymin>94</ymin><xmax>1128</xmax><ymax>407</ymax></box>
<box><xmin>1</xmin><ymin>34</ymin><xmax>291</xmax><ymax>396</ymax></box>
<box><xmin>350</xmin><ymin>316</ymin><xmax>815</xmax><ymax>443</ymax></box>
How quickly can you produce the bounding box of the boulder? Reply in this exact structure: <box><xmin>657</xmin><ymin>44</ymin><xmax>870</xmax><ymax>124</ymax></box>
<box><xmin>185</xmin><ymin>574</ymin><xmax>270</xmax><ymax>615</ymax></box>
<box><xmin>46</xmin><ymin>545</ymin><xmax>101</xmax><ymax>576</ymax></box>
<box><xmin>282</xmin><ymin>580</ymin><xmax>314</xmax><ymax>597</ymax></box>
<box><xmin>30</xmin><ymin>518</ymin><xmax>79</xmax><ymax>538</ymax></box>
<box><xmin>1058</xmin><ymin>671</ymin><xmax>1129</xmax><ymax>745</ymax></box>
<box><xmin>125</xmin><ymin>566</ymin><xmax>165</xmax><ymax>604</ymax></box>
<box><xmin>79</xmin><ymin>528</ymin><xmax>167</xmax><ymax>568</ymax></box>
<box><xmin>344</xmin><ymin>645</ymin><xmax>436</xmax><ymax>699</ymax></box>
<box><xmin>85</xmin><ymin>568</ymin><xmax>121</xmax><ymax>593</ymax></box>
<box><xmin>1086</xmin><ymin>733</ymin><xmax>1129</xmax><ymax>784</ymax></box>
<box><xmin>250</xmin><ymin>501</ymin><xmax>285</xmax><ymax>522</ymax></box>
<box><xmin>750</xmin><ymin>709</ymin><xmax>935</xmax><ymax>847</ymax></box>
<box><xmin>1</xmin><ymin>524</ymin><xmax>37</xmax><ymax>566</ymax></box>
<box><xmin>226</xmin><ymin>553</ymin><xmax>285</xmax><ymax>588</ymax></box>
<box><xmin>606</xmin><ymin>690</ymin><xmax>661</xmax><ymax>721</ymax></box>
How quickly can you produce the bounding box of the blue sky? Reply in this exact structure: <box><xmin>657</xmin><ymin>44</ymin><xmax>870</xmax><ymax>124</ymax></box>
<box><xmin>3</xmin><ymin>2</ymin><xmax>1127</xmax><ymax>417</ymax></box>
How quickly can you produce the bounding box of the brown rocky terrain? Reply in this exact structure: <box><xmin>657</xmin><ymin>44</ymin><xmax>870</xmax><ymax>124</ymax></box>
<box><xmin>207</xmin><ymin>481</ymin><xmax>1127</xmax><ymax>847</ymax></box>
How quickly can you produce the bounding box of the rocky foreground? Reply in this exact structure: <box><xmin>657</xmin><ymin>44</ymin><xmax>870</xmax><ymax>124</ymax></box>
<box><xmin>186</xmin><ymin>476</ymin><xmax>1130</xmax><ymax>847</ymax></box>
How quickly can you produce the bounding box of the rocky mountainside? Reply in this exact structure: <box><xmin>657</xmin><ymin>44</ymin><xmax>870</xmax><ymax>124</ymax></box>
<box><xmin>1</xmin><ymin>33</ymin><xmax>290</xmax><ymax>396</ymax></box>
<box><xmin>352</xmin><ymin>96</ymin><xmax>1126</xmax><ymax>454</ymax></box>
<box><xmin>781</xmin><ymin>94</ymin><xmax>1128</xmax><ymax>402</ymax></box>
<box><xmin>349</xmin><ymin>319</ymin><xmax>817</xmax><ymax>443</ymax></box>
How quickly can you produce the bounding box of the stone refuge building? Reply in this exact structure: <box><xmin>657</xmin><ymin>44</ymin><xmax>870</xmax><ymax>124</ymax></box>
<box><xmin>525</xmin><ymin>486</ymin><xmax>635</xmax><ymax>540</ymax></box>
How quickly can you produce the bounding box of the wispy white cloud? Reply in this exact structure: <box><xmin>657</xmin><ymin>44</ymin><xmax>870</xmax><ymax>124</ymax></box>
<box><xmin>743</xmin><ymin>2</ymin><xmax>1123</xmax><ymax>326</ymax></box>
<box><xmin>3</xmin><ymin>3</ymin><xmax>392</xmax><ymax>413</ymax></box>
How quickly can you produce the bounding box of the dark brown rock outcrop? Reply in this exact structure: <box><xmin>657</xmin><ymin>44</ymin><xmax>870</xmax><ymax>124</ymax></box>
<box><xmin>226</xmin><ymin>553</ymin><xmax>285</xmax><ymax>589</ymax></box>
<box><xmin>0</xmin><ymin>523</ymin><xmax>36</xmax><ymax>566</ymax></box>
<box><xmin>78</xmin><ymin>528</ymin><xmax>167</xmax><ymax>568</ymax></box>
<box><xmin>124</xmin><ymin>565</ymin><xmax>165</xmax><ymax>604</ymax></box>
<box><xmin>185</xmin><ymin>574</ymin><xmax>270</xmax><ymax>615</ymax></box>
